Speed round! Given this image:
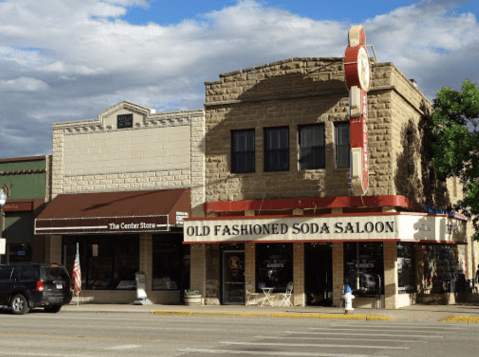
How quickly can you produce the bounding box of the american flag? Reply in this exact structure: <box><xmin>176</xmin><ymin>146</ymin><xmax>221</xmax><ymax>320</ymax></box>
<box><xmin>72</xmin><ymin>243</ymin><xmax>81</xmax><ymax>296</ymax></box>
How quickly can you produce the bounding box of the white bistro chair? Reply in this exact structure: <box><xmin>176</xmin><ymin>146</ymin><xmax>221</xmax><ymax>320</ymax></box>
<box><xmin>279</xmin><ymin>281</ymin><xmax>293</xmax><ymax>307</ymax></box>
<box><xmin>245</xmin><ymin>282</ymin><xmax>259</xmax><ymax>306</ymax></box>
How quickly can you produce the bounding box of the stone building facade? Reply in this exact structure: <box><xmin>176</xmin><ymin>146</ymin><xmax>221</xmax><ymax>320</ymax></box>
<box><xmin>36</xmin><ymin>101</ymin><xmax>205</xmax><ymax>304</ymax></box>
<box><xmin>185</xmin><ymin>57</ymin><xmax>475</xmax><ymax>308</ymax></box>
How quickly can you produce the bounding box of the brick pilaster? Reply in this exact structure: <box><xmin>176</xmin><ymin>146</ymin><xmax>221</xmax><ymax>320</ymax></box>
<box><xmin>293</xmin><ymin>242</ymin><xmax>305</xmax><ymax>306</ymax></box>
<box><xmin>384</xmin><ymin>241</ymin><xmax>398</xmax><ymax>309</ymax></box>
<box><xmin>139</xmin><ymin>233</ymin><xmax>153</xmax><ymax>294</ymax></box>
<box><xmin>332</xmin><ymin>241</ymin><xmax>344</xmax><ymax>307</ymax></box>
<box><xmin>190</xmin><ymin>244</ymin><xmax>206</xmax><ymax>304</ymax></box>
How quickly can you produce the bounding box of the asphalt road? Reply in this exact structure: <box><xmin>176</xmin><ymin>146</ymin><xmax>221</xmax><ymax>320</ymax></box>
<box><xmin>0</xmin><ymin>309</ymin><xmax>478</xmax><ymax>357</ymax></box>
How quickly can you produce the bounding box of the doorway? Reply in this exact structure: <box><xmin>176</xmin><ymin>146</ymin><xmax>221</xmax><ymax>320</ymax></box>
<box><xmin>305</xmin><ymin>243</ymin><xmax>332</xmax><ymax>306</ymax></box>
<box><xmin>222</xmin><ymin>250</ymin><xmax>245</xmax><ymax>305</ymax></box>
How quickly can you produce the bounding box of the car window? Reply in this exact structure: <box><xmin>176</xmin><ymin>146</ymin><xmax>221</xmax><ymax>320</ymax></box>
<box><xmin>41</xmin><ymin>266</ymin><xmax>69</xmax><ymax>280</ymax></box>
<box><xmin>0</xmin><ymin>267</ymin><xmax>13</xmax><ymax>280</ymax></box>
<box><xmin>19</xmin><ymin>266</ymin><xmax>38</xmax><ymax>280</ymax></box>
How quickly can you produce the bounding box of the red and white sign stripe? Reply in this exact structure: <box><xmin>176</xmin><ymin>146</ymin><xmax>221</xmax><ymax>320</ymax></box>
<box><xmin>344</xmin><ymin>25</ymin><xmax>371</xmax><ymax>196</ymax></box>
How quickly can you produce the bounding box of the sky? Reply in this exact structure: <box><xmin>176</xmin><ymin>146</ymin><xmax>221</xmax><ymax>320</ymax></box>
<box><xmin>0</xmin><ymin>0</ymin><xmax>478</xmax><ymax>158</ymax></box>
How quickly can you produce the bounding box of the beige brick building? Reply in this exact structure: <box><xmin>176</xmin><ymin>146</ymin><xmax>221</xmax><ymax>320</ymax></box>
<box><xmin>36</xmin><ymin>101</ymin><xmax>205</xmax><ymax>304</ymax></box>
<box><xmin>185</xmin><ymin>57</ymin><xmax>477</xmax><ymax>309</ymax></box>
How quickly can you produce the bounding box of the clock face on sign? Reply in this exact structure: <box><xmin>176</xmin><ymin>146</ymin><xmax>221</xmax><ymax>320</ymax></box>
<box><xmin>358</xmin><ymin>47</ymin><xmax>370</xmax><ymax>91</ymax></box>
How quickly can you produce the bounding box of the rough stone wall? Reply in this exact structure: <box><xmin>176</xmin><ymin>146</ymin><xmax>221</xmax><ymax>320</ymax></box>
<box><xmin>205</xmin><ymin>245</ymin><xmax>220</xmax><ymax>305</ymax></box>
<box><xmin>203</xmin><ymin>58</ymin><xmax>437</xmax><ymax>203</ymax></box>
<box><xmin>190</xmin><ymin>244</ymin><xmax>206</xmax><ymax>302</ymax></box>
<box><xmin>51</xmin><ymin>101</ymin><xmax>205</xmax><ymax>200</ymax></box>
<box><xmin>383</xmin><ymin>241</ymin><xmax>398</xmax><ymax>309</ymax></box>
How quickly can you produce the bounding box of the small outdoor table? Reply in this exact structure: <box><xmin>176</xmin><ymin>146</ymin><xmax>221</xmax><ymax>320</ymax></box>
<box><xmin>260</xmin><ymin>287</ymin><xmax>275</xmax><ymax>307</ymax></box>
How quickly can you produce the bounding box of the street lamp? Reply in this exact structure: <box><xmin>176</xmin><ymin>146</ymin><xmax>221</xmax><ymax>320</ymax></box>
<box><xmin>0</xmin><ymin>187</ymin><xmax>6</xmax><ymax>239</ymax></box>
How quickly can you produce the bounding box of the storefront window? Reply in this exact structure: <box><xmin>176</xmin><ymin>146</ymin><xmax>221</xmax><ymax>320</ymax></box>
<box><xmin>7</xmin><ymin>244</ymin><xmax>32</xmax><ymax>263</ymax></box>
<box><xmin>419</xmin><ymin>244</ymin><xmax>466</xmax><ymax>293</ymax></box>
<box><xmin>256</xmin><ymin>243</ymin><xmax>293</xmax><ymax>293</ymax></box>
<box><xmin>344</xmin><ymin>242</ymin><xmax>384</xmax><ymax>297</ymax></box>
<box><xmin>152</xmin><ymin>234</ymin><xmax>186</xmax><ymax>291</ymax></box>
<box><xmin>398</xmin><ymin>243</ymin><xmax>415</xmax><ymax>293</ymax></box>
<box><xmin>63</xmin><ymin>235</ymin><xmax>139</xmax><ymax>290</ymax></box>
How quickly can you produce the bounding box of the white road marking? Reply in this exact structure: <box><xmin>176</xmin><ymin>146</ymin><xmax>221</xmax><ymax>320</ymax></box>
<box><xmin>310</xmin><ymin>327</ymin><xmax>444</xmax><ymax>334</ymax></box>
<box><xmin>258</xmin><ymin>335</ymin><xmax>427</xmax><ymax>343</ymax></box>
<box><xmin>124</xmin><ymin>326</ymin><xmax>224</xmax><ymax>331</ymax></box>
<box><xmin>107</xmin><ymin>344</ymin><xmax>142</xmax><ymax>350</ymax></box>
<box><xmin>178</xmin><ymin>347</ymin><xmax>388</xmax><ymax>357</ymax></box>
<box><xmin>328</xmin><ymin>323</ymin><xmax>463</xmax><ymax>330</ymax></box>
<box><xmin>219</xmin><ymin>341</ymin><xmax>410</xmax><ymax>350</ymax></box>
<box><xmin>0</xmin><ymin>352</ymin><xmax>95</xmax><ymax>357</ymax></box>
<box><xmin>285</xmin><ymin>331</ymin><xmax>444</xmax><ymax>338</ymax></box>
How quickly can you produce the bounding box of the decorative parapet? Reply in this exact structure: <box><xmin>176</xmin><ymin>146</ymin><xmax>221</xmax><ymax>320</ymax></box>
<box><xmin>52</xmin><ymin>100</ymin><xmax>203</xmax><ymax>135</ymax></box>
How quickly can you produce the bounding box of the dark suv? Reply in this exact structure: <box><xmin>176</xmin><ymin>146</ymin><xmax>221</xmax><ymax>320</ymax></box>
<box><xmin>0</xmin><ymin>262</ymin><xmax>72</xmax><ymax>314</ymax></box>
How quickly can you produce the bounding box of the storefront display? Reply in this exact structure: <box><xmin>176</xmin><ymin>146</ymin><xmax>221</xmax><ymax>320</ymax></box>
<box><xmin>63</xmin><ymin>235</ymin><xmax>139</xmax><ymax>290</ymax></box>
<box><xmin>256</xmin><ymin>244</ymin><xmax>293</xmax><ymax>293</ymax></box>
<box><xmin>152</xmin><ymin>234</ymin><xmax>186</xmax><ymax>291</ymax></box>
<box><xmin>398</xmin><ymin>243</ymin><xmax>415</xmax><ymax>293</ymax></box>
<box><xmin>419</xmin><ymin>244</ymin><xmax>466</xmax><ymax>294</ymax></box>
<box><xmin>344</xmin><ymin>242</ymin><xmax>383</xmax><ymax>297</ymax></box>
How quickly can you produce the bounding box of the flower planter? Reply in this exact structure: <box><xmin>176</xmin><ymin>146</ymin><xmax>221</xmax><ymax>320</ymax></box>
<box><xmin>184</xmin><ymin>295</ymin><xmax>202</xmax><ymax>306</ymax></box>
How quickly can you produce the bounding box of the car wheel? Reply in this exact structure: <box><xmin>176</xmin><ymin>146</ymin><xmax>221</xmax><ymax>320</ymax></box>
<box><xmin>10</xmin><ymin>294</ymin><xmax>30</xmax><ymax>315</ymax></box>
<box><xmin>44</xmin><ymin>305</ymin><xmax>62</xmax><ymax>313</ymax></box>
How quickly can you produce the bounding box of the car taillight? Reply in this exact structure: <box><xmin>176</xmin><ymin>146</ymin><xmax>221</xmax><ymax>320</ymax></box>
<box><xmin>36</xmin><ymin>281</ymin><xmax>44</xmax><ymax>292</ymax></box>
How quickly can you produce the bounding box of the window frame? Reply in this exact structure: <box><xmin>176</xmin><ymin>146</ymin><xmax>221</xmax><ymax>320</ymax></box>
<box><xmin>298</xmin><ymin>123</ymin><xmax>325</xmax><ymax>170</ymax></box>
<box><xmin>231</xmin><ymin>129</ymin><xmax>256</xmax><ymax>174</ymax></box>
<box><xmin>334</xmin><ymin>122</ymin><xmax>350</xmax><ymax>169</ymax></box>
<box><xmin>264</xmin><ymin>126</ymin><xmax>289</xmax><ymax>172</ymax></box>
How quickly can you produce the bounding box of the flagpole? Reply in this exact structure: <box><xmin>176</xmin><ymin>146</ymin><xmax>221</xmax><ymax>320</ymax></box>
<box><xmin>76</xmin><ymin>242</ymin><xmax>79</xmax><ymax>308</ymax></box>
<box><xmin>73</xmin><ymin>242</ymin><xmax>81</xmax><ymax>308</ymax></box>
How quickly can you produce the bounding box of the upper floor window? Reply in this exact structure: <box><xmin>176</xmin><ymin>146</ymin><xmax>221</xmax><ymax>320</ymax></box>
<box><xmin>264</xmin><ymin>126</ymin><xmax>289</xmax><ymax>172</ymax></box>
<box><xmin>117</xmin><ymin>114</ymin><xmax>133</xmax><ymax>129</ymax></box>
<box><xmin>299</xmin><ymin>124</ymin><xmax>325</xmax><ymax>170</ymax></box>
<box><xmin>231</xmin><ymin>129</ymin><xmax>255</xmax><ymax>173</ymax></box>
<box><xmin>335</xmin><ymin>122</ymin><xmax>350</xmax><ymax>168</ymax></box>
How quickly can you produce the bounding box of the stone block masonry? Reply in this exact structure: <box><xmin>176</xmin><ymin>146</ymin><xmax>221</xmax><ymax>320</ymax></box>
<box><xmin>51</xmin><ymin>101</ymin><xmax>205</xmax><ymax>201</ymax></box>
<box><xmin>203</xmin><ymin>58</ymin><xmax>434</xmax><ymax>203</ymax></box>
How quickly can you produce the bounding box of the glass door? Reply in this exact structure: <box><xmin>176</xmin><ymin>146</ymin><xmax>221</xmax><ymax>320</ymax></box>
<box><xmin>222</xmin><ymin>250</ymin><xmax>245</xmax><ymax>305</ymax></box>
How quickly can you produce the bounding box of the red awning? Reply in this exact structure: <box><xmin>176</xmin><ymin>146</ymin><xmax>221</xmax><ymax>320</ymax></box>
<box><xmin>35</xmin><ymin>189</ymin><xmax>190</xmax><ymax>235</ymax></box>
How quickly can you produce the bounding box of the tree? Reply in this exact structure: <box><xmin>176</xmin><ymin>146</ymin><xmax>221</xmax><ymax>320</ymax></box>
<box><xmin>429</xmin><ymin>79</ymin><xmax>479</xmax><ymax>240</ymax></box>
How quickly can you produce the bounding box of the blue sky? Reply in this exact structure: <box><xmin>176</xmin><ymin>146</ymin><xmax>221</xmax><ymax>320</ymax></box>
<box><xmin>123</xmin><ymin>0</ymin><xmax>476</xmax><ymax>25</ymax></box>
<box><xmin>0</xmin><ymin>0</ymin><xmax>478</xmax><ymax>158</ymax></box>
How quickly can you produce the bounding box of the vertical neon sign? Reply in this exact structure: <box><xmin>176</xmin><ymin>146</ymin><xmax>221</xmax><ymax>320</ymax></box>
<box><xmin>344</xmin><ymin>25</ymin><xmax>371</xmax><ymax>196</ymax></box>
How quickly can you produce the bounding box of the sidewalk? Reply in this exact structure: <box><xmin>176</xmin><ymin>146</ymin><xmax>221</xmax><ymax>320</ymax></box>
<box><xmin>63</xmin><ymin>302</ymin><xmax>479</xmax><ymax>323</ymax></box>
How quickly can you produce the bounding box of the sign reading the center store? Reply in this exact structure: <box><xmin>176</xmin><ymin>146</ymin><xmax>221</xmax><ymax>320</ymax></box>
<box><xmin>35</xmin><ymin>215</ymin><xmax>169</xmax><ymax>235</ymax></box>
<box><xmin>184</xmin><ymin>214</ymin><xmax>466</xmax><ymax>244</ymax></box>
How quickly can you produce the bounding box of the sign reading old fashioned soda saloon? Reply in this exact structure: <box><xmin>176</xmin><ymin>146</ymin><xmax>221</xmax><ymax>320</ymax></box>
<box><xmin>184</xmin><ymin>214</ymin><xmax>466</xmax><ymax>244</ymax></box>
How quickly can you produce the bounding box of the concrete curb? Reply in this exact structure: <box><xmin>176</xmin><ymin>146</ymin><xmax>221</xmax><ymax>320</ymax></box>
<box><xmin>440</xmin><ymin>316</ymin><xmax>479</xmax><ymax>323</ymax></box>
<box><xmin>152</xmin><ymin>310</ymin><xmax>395</xmax><ymax>321</ymax></box>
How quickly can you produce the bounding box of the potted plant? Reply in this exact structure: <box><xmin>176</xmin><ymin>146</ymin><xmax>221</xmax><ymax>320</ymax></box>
<box><xmin>184</xmin><ymin>290</ymin><xmax>202</xmax><ymax>306</ymax></box>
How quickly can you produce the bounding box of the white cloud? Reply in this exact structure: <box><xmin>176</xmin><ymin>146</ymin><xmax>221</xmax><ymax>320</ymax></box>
<box><xmin>41</xmin><ymin>61</ymin><xmax>105</xmax><ymax>75</ymax></box>
<box><xmin>0</xmin><ymin>0</ymin><xmax>478</xmax><ymax>158</ymax></box>
<box><xmin>0</xmin><ymin>77</ymin><xmax>49</xmax><ymax>92</ymax></box>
